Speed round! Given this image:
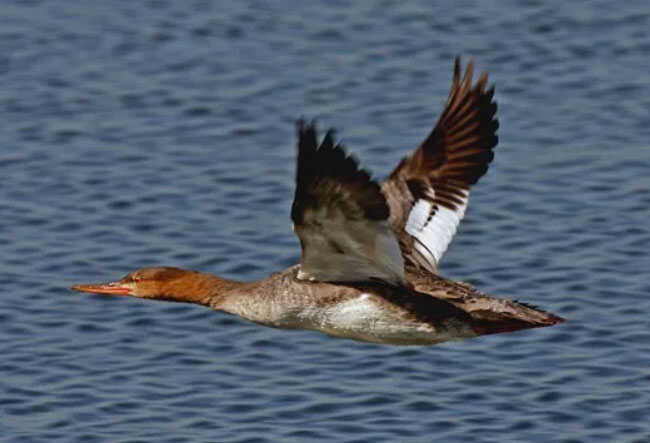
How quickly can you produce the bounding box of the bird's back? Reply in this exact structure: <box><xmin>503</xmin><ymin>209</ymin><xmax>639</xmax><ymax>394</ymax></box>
<box><xmin>406</xmin><ymin>268</ymin><xmax>564</xmax><ymax>334</ymax></box>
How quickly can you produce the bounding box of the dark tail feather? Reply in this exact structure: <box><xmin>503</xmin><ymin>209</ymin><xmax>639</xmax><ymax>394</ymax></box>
<box><xmin>472</xmin><ymin>315</ymin><xmax>564</xmax><ymax>336</ymax></box>
<box><xmin>470</xmin><ymin>306</ymin><xmax>565</xmax><ymax>336</ymax></box>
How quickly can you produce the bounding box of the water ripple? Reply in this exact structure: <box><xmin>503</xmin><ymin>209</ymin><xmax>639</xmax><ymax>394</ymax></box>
<box><xmin>1</xmin><ymin>0</ymin><xmax>649</xmax><ymax>442</ymax></box>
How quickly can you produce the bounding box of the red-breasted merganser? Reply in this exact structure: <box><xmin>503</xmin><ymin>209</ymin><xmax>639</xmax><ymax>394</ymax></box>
<box><xmin>73</xmin><ymin>58</ymin><xmax>564</xmax><ymax>345</ymax></box>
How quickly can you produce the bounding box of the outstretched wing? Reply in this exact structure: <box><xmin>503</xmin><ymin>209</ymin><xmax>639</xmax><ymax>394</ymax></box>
<box><xmin>381</xmin><ymin>57</ymin><xmax>499</xmax><ymax>273</ymax></box>
<box><xmin>291</xmin><ymin>120</ymin><xmax>405</xmax><ymax>285</ymax></box>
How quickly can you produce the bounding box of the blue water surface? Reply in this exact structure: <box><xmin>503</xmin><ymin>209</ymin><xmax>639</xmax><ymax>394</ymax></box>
<box><xmin>1</xmin><ymin>1</ymin><xmax>649</xmax><ymax>442</ymax></box>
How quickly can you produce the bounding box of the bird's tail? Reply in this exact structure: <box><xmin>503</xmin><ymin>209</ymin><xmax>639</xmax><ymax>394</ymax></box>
<box><xmin>467</xmin><ymin>298</ymin><xmax>565</xmax><ymax>336</ymax></box>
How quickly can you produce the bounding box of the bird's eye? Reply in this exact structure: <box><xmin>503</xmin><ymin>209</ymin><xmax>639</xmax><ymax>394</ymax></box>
<box><xmin>125</xmin><ymin>274</ymin><xmax>140</xmax><ymax>282</ymax></box>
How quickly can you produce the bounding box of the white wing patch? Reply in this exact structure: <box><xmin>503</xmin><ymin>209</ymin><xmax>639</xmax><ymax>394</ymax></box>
<box><xmin>404</xmin><ymin>189</ymin><xmax>469</xmax><ymax>269</ymax></box>
<box><xmin>296</xmin><ymin>207</ymin><xmax>405</xmax><ymax>285</ymax></box>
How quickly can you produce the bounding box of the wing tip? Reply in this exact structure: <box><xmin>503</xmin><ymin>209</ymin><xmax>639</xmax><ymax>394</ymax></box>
<box><xmin>293</xmin><ymin>118</ymin><xmax>390</xmax><ymax>224</ymax></box>
<box><xmin>450</xmin><ymin>55</ymin><xmax>495</xmax><ymax>97</ymax></box>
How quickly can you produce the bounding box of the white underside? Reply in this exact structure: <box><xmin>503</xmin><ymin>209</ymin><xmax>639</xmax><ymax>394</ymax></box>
<box><xmin>274</xmin><ymin>292</ymin><xmax>476</xmax><ymax>345</ymax></box>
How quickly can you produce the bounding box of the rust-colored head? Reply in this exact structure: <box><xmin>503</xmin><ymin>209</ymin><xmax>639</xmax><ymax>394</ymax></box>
<box><xmin>72</xmin><ymin>266</ymin><xmax>227</xmax><ymax>305</ymax></box>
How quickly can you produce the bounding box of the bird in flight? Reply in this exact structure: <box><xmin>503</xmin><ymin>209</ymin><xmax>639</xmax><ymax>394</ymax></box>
<box><xmin>73</xmin><ymin>57</ymin><xmax>563</xmax><ymax>345</ymax></box>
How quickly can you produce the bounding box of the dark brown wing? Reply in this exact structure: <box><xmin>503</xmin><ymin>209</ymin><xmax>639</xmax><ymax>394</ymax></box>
<box><xmin>381</xmin><ymin>57</ymin><xmax>499</xmax><ymax>273</ymax></box>
<box><xmin>291</xmin><ymin>120</ymin><xmax>405</xmax><ymax>284</ymax></box>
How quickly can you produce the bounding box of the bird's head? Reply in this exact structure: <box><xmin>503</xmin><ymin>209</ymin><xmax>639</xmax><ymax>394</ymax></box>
<box><xmin>72</xmin><ymin>266</ymin><xmax>225</xmax><ymax>304</ymax></box>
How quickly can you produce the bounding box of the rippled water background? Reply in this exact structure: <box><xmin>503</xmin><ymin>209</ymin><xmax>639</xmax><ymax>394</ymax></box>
<box><xmin>1</xmin><ymin>1</ymin><xmax>649</xmax><ymax>442</ymax></box>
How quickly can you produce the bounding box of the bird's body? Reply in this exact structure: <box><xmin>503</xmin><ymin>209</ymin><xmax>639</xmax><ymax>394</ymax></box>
<box><xmin>215</xmin><ymin>266</ymin><xmax>477</xmax><ymax>345</ymax></box>
<box><xmin>73</xmin><ymin>263</ymin><xmax>561</xmax><ymax>345</ymax></box>
<box><xmin>72</xmin><ymin>57</ymin><xmax>564</xmax><ymax>345</ymax></box>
